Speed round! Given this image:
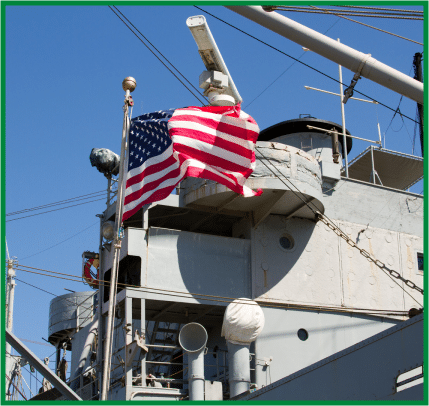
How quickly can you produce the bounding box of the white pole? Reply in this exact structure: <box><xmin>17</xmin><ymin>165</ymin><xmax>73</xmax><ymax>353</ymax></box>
<box><xmin>225</xmin><ymin>6</ymin><xmax>424</xmax><ymax>104</ymax></box>
<box><xmin>338</xmin><ymin>39</ymin><xmax>349</xmax><ymax>178</ymax></box>
<box><xmin>100</xmin><ymin>77</ymin><xmax>136</xmax><ymax>401</ymax></box>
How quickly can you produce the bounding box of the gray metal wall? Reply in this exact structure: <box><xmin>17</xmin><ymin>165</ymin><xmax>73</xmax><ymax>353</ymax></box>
<box><xmin>240</xmin><ymin>314</ymin><xmax>423</xmax><ymax>400</ymax></box>
<box><xmin>253</xmin><ymin>306</ymin><xmax>399</xmax><ymax>389</ymax></box>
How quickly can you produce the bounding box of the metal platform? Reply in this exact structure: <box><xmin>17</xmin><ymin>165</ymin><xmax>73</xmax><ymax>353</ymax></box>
<box><xmin>345</xmin><ymin>147</ymin><xmax>423</xmax><ymax>190</ymax></box>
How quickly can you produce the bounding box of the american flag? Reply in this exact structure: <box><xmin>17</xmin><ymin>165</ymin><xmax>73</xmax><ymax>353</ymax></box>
<box><xmin>122</xmin><ymin>104</ymin><xmax>261</xmax><ymax>222</ymax></box>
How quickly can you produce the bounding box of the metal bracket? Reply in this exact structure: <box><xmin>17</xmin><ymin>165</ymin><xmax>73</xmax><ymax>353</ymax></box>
<box><xmin>343</xmin><ymin>53</ymin><xmax>371</xmax><ymax>104</ymax></box>
<box><xmin>126</xmin><ymin>330</ymin><xmax>148</xmax><ymax>367</ymax></box>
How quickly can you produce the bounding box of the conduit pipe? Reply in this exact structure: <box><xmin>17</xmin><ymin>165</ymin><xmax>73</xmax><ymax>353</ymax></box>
<box><xmin>179</xmin><ymin>323</ymin><xmax>208</xmax><ymax>401</ymax></box>
<box><xmin>221</xmin><ymin>298</ymin><xmax>265</xmax><ymax>398</ymax></box>
<box><xmin>225</xmin><ymin>6</ymin><xmax>424</xmax><ymax>105</ymax></box>
<box><xmin>70</xmin><ymin>314</ymin><xmax>98</xmax><ymax>391</ymax></box>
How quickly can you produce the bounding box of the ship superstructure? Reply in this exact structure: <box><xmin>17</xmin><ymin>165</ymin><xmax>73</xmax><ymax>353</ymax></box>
<box><xmin>5</xmin><ymin>5</ymin><xmax>424</xmax><ymax>402</ymax></box>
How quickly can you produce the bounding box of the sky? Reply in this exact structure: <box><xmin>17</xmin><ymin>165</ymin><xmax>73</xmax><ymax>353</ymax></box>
<box><xmin>3</xmin><ymin>3</ymin><xmax>425</xmax><ymax>398</ymax></box>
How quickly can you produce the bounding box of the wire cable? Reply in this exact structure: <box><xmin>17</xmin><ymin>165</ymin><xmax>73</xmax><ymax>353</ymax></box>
<box><xmin>308</xmin><ymin>5</ymin><xmax>423</xmax><ymax>45</ymax></box>
<box><xmin>6</xmin><ymin>197</ymin><xmax>106</xmax><ymax>222</ymax></box>
<box><xmin>20</xmin><ymin>222</ymin><xmax>98</xmax><ymax>260</ymax></box>
<box><xmin>196</xmin><ymin>6</ymin><xmax>419</xmax><ymax>124</ymax></box>
<box><xmin>6</xmin><ymin>190</ymin><xmax>108</xmax><ymax>217</ymax></box>
<box><xmin>111</xmin><ymin>6</ymin><xmax>205</xmax><ymax>102</ymax></box>
<box><xmin>340</xmin><ymin>5</ymin><xmax>423</xmax><ymax>14</ymax></box>
<box><xmin>108</xmin><ymin>6</ymin><xmax>206</xmax><ymax>106</ymax></box>
<box><xmin>14</xmin><ymin>264</ymin><xmax>410</xmax><ymax>317</ymax></box>
<box><xmin>273</xmin><ymin>6</ymin><xmax>423</xmax><ymax>20</ymax></box>
<box><xmin>244</xmin><ymin>17</ymin><xmax>341</xmax><ymax>109</ymax></box>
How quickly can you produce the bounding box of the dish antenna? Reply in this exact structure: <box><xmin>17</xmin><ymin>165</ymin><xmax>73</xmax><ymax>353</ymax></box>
<box><xmin>187</xmin><ymin>15</ymin><xmax>242</xmax><ymax>106</ymax></box>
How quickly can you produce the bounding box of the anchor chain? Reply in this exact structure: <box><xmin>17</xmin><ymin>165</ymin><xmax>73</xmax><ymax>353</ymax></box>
<box><xmin>316</xmin><ymin>212</ymin><xmax>424</xmax><ymax>295</ymax></box>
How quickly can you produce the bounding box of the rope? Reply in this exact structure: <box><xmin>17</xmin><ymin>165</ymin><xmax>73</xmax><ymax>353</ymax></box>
<box><xmin>6</xmin><ymin>374</ymin><xmax>27</xmax><ymax>400</ymax></box>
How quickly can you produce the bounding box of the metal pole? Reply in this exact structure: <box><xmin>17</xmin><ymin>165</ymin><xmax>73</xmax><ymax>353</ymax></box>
<box><xmin>413</xmin><ymin>52</ymin><xmax>424</xmax><ymax>157</ymax></box>
<box><xmin>338</xmin><ymin>39</ymin><xmax>349</xmax><ymax>178</ymax></box>
<box><xmin>101</xmin><ymin>77</ymin><xmax>136</xmax><ymax>401</ymax></box>
<box><xmin>225</xmin><ymin>6</ymin><xmax>423</xmax><ymax>104</ymax></box>
<box><xmin>96</xmin><ymin>214</ymin><xmax>104</xmax><ymax>397</ymax></box>
<box><xmin>370</xmin><ymin>145</ymin><xmax>376</xmax><ymax>184</ymax></box>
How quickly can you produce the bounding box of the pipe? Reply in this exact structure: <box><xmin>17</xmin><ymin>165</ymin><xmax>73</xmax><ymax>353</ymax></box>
<box><xmin>227</xmin><ymin>341</ymin><xmax>251</xmax><ymax>398</ymax></box>
<box><xmin>179</xmin><ymin>323</ymin><xmax>208</xmax><ymax>401</ymax></box>
<box><xmin>187</xmin><ymin>350</ymin><xmax>205</xmax><ymax>400</ymax></box>
<box><xmin>225</xmin><ymin>6</ymin><xmax>423</xmax><ymax>105</ymax></box>
<box><xmin>70</xmin><ymin>315</ymin><xmax>98</xmax><ymax>391</ymax></box>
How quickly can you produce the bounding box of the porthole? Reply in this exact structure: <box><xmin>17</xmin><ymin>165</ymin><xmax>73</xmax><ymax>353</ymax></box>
<box><xmin>279</xmin><ymin>234</ymin><xmax>294</xmax><ymax>251</ymax></box>
<box><xmin>297</xmin><ymin>328</ymin><xmax>308</xmax><ymax>341</ymax></box>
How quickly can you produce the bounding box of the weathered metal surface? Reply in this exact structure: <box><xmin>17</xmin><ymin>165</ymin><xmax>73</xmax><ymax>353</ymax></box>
<box><xmin>237</xmin><ymin>314</ymin><xmax>423</xmax><ymax>400</ymax></box>
<box><xmin>48</xmin><ymin>291</ymin><xmax>95</xmax><ymax>344</ymax></box>
<box><xmin>179</xmin><ymin>142</ymin><xmax>324</xmax><ymax>221</ymax></box>
<box><xmin>249</xmin><ymin>213</ymin><xmax>422</xmax><ymax>314</ymax></box>
<box><xmin>145</xmin><ymin>228</ymin><xmax>251</xmax><ymax>301</ymax></box>
<box><xmin>252</xmin><ymin>306</ymin><xmax>399</xmax><ymax>388</ymax></box>
<box><xmin>323</xmin><ymin>178</ymin><xmax>423</xmax><ymax>237</ymax></box>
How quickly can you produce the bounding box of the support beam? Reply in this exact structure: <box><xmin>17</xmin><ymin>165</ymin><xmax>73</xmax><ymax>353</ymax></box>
<box><xmin>225</xmin><ymin>6</ymin><xmax>423</xmax><ymax>104</ymax></box>
<box><xmin>252</xmin><ymin>190</ymin><xmax>286</xmax><ymax>228</ymax></box>
<box><xmin>6</xmin><ymin>330</ymin><xmax>82</xmax><ymax>401</ymax></box>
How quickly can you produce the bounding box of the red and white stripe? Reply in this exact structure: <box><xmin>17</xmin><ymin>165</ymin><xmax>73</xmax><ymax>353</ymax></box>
<box><xmin>122</xmin><ymin>104</ymin><xmax>261</xmax><ymax>222</ymax></box>
<box><xmin>169</xmin><ymin>104</ymin><xmax>261</xmax><ymax>198</ymax></box>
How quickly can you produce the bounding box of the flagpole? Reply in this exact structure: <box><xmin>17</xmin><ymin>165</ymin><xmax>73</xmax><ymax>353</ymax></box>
<box><xmin>100</xmin><ymin>77</ymin><xmax>136</xmax><ymax>401</ymax></box>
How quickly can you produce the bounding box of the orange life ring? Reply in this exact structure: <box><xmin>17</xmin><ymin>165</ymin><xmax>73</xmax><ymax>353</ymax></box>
<box><xmin>83</xmin><ymin>257</ymin><xmax>99</xmax><ymax>289</ymax></box>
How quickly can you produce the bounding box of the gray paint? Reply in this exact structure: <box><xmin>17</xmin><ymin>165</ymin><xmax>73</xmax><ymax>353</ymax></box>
<box><xmin>146</xmin><ymin>228</ymin><xmax>251</xmax><ymax>300</ymax></box>
<box><xmin>236</xmin><ymin>314</ymin><xmax>423</xmax><ymax>400</ymax></box>
<box><xmin>48</xmin><ymin>291</ymin><xmax>95</xmax><ymax>343</ymax></box>
<box><xmin>322</xmin><ymin>178</ymin><xmax>423</xmax><ymax>237</ymax></box>
<box><xmin>253</xmin><ymin>307</ymin><xmax>399</xmax><ymax>388</ymax></box>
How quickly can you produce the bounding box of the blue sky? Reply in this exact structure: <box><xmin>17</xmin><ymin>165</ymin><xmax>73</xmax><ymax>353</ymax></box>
<box><xmin>4</xmin><ymin>3</ymin><xmax>424</xmax><ymax>397</ymax></box>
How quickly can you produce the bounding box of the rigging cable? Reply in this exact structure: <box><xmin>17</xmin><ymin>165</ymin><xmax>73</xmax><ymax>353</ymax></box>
<box><xmin>14</xmin><ymin>275</ymin><xmax>95</xmax><ymax>314</ymax></box>
<box><xmin>307</xmin><ymin>5</ymin><xmax>423</xmax><ymax>46</ymax></box>
<box><xmin>272</xmin><ymin>6</ymin><xmax>423</xmax><ymax>20</ymax></box>
<box><xmin>195</xmin><ymin>6</ymin><xmax>419</xmax><ymax>124</ymax></box>
<box><xmin>244</xmin><ymin>17</ymin><xmax>342</xmax><ymax>109</ymax></box>
<box><xmin>7</xmin><ymin>190</ymin><xmax>108</xmax><ymax>217</ymax></box>
<box><xmin>6</xmin><ymin>198</ymin><xmax>106</xmax><ymax>222</ymax></box>
<box><xmin>340</xmin><ymin>5</ymin><xmax>423</xmax><ymax>14</ymax></box>
<box><xmin>108</xmin><ymin>6</ymin><xmax>206</xmax><ymax>106</ymax></box>
<box><xmin>20</xmin><ymin>222</ymin><xmax>98</xmax><ymax>260</ymax></box>
<box><xmin>14</xmin><ymin>264</ymin><xmax>413</xmax><ymax>316</ymax></box>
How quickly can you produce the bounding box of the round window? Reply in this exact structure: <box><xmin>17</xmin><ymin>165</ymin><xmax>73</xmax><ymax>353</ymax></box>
<box><xmin>279</xmin><ymin>234</ymin><xmax>294</xmax><ymax>251</ymax></box>
<box><xmin>297</xmin><ymin>328</ymin><xmax>309</xmax><ymax>341</ymax></box>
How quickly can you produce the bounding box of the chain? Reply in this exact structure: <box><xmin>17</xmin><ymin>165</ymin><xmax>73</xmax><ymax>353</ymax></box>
<box><xmin>316</xmin><ymin>212</ymin><xmax>424</xmax><ymax>295</ymax></box>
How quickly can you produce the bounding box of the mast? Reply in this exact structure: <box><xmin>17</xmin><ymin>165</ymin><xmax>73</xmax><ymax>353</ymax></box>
<box><xmin>225</xmin><ymin>6</ymin><xmax>424</xmax><ymax>105</ymax></box>
<box><xmin>413</xmin><ymin>52</ymin><xmax>424</xmax><ymax>157</ymax></box>
<box><xmin>100</xmin><ymin>77</ymin><xmax>136</xmax><ymax>400</ymax></box>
